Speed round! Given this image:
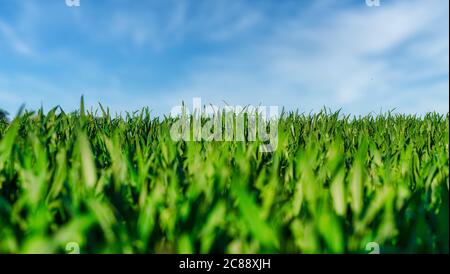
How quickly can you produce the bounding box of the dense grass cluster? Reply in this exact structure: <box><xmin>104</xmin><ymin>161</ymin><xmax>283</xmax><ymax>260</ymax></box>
<box><xmin>0</xmin><ymin>103</ymin><xmax>448</xmax><ymax>254</ymax></box>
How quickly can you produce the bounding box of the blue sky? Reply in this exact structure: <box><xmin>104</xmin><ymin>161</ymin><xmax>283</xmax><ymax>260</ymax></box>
<box><xmin>0</xmin><ymin>0</ymin><xmax>448</xmax><ymax>116</ymax></box>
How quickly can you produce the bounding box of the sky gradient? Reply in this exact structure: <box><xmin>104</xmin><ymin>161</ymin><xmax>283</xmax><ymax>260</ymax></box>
<box><xmin>0</xmin><ymin>0</ymin><xmax>448</xmax><ymax>116</ymax></box>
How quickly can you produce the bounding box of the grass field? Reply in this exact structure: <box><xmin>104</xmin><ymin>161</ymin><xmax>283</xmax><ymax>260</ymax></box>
<box><xmin>0</xmin><ymin>103</ymin><xmax>448</xmax><ymax>254</ymax></box>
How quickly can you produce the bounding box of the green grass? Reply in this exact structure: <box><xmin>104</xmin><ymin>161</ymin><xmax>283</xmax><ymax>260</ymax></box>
<box><xmin>0</xmin><ymin>102</ymin><xmax>448</xmax><ymax>254</ymax></box>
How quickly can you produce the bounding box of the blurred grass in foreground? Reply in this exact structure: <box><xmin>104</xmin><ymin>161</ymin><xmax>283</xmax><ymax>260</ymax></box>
<box><xmin>0</xmin><ymin>102</ymin><xmax>448</xmax><ymax>254</ymax></box>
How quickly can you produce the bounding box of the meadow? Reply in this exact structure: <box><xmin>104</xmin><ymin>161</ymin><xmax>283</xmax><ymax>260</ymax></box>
<box><xmin>0</xmin><ymin>102</ymin><xmax>448</xmax><ymax>254</ymax></box>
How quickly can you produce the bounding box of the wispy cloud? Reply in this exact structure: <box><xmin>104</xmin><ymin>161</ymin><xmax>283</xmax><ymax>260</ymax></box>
<box><xmin>0</xmin><ymin>20</ymin><xmax>34</xmax><ymax>56</ymax></box>
<box><xmin>160</xmin><ymin>0</ymin><xmax>448</xmax><ymax>114</ymax></box>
